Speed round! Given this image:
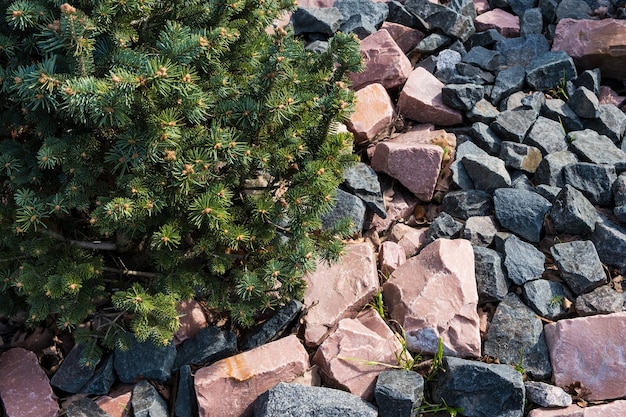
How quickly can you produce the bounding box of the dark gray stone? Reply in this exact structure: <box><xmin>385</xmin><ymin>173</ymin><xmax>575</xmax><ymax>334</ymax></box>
<box><xmin>525</xmin><ymin>51</ymin><xmax>577</xmax><ymax>91</ymax></box>
<box><xmin>568</xmin><ymin>129</ymin><xmax>626</xmax><ymax>165</ymax></box>
<box><xmin>335</xmin><ymin>0</ymin><xmax>389</xmax><ymax>39</ymax></box>
<box><xmin>468</xmin><ymin>29</ymin><xmax>505</xmax><ymax>49</ymax></box>
<box><xmin>524</xmin><ymin>381</ymin><xmax>572</xmax><ymax>408</ymax></box>
<box><xmin>462</xmin><ymin>154</ymin><xmax>512</xmax><ymax>193</ymax></box>
<box><xmin>549</xmin><ymin>184</ymin><xmax>597</xmax><ymax>235</ymax></box>
<box><xmin>431</xmin><ymin>356</ymin><xmax>525</xmax><ymax>417</ymax></box>
<box><xmin>175</xmin><ymin>365</ymin><xmax>198</xmax><ymax>417</ymax></box>
<box><xmin>541</xmin><ymin>98</ymin><xmax>584</xmax><ymax>132</ymax></box>
<box><xmin>463</xmin><ymin>46</ymin><xmax>501</xmax><ymax>72</ymax></box>
<box><xmin>614</xmin><ymin>204</ymin><xmax>626</xmax><ymax>222</ymax></box>
<box><xmin>535</xmin><ymin>185</ymin><xmax>562</xmax><ymax>202</ymax></box>
<box><xmin>573</xmin><ymin>68</ymin><xmax>601</xmax><ymax>96</ymax></box>
<box><xmin>591</xmin><ymin>214</ymin><xmax>626</xmax><ymax>273</ymax></box>
<box><xmin>575</xmin><ymin>285</ymin><xmax>624</xmax><ymax>316</ymax></box>
<box><xmin>404</xmin><ymin>0</ymin><xmax>475</xmax><ymax>41</ymax></box>
<box><xmin>442</xmin><ymin>83</ymin><xmax>485</xmax><ymax>111</ymax></box>
<box><xmin>510</xmin><ymin>170</ymin><xmax>535</xmax><ymax>191</ymax></box>
<box><xmin>375</xmin><ymin>369</ymin><xmax>424</xmax><ymax>417</ymax></box>
<box><xmin>450</xmin><ymin>140</ymin><xmax>488</xmax><ymax>189</ymax></box>
<box><xmin>81</xmin><ymin>353</ymin><xmax>116</xmax><ymax>395</ymax></box>
<box><xmin>484</xmin><ymin>293</ymin><xmax>553</xmax><ymax>380</ymax></box>
<box><xmin>132</xmin><ymin>380</ymin><xmax>169</xmax><ymax>417</ymax></box>
<box><xmin>499</xmin><ymin>142</ymin><xmax>543</xmax><ymax>174</ymax></box>
<box><xmin>520</xmin><ymin>8</ymin><xmax>543</xmax><ymax>36</ymax></box>
<box><xmin>494</xmin><ymin>188</ymin><xmax>551</xmax><ymax>242</ymax></box>
<box><xmin>67</xmin><ymin>398</ymin><xmax>113</xmax><ymax>417</ymax></box>
<box><xmin>491</xmin><ymin>108</ymin><xmax>539</xmax><ymax>143</ymax></box>
<box><xmin>292</xmin><ymin>7</ymin><xmax>344</xmax><ymax>36</ymax></box>
<box><xmin>562</xmin><ymin>162</ymin><xmax>617</xmax><ymax>206</ymax></box>
<box><xmin>568</xmin><ymin>87</ymin><xmax>600</xmax><ymax>118</ymax></box>
<box><xmin>533</xmin><ymin>150</ymin><xmax>578</xmax><ymax>187</ymax></box>
<box><xmin>343</xmin><ymin>162</ymin><xmax>386</xmax><ymax>219</ymax></box>
<box><xmin>551</xmin><ymin>240</ymin><xmax>607</xmax><ymax>295</ymax></box>
<box><xmin>503</xmin><ymin>234</ymin><xmax>545</xmax><ymax>285</ymax></box>
<box><xmin>525</xmin><ymin>116</ymin><xmax>569</xmax><ymax>155</ymax></box>
<box><xmin>471</xmin><ymin>122</ymin><xmax>503</xmax><ymax>155</ymax></box>
<box><xmin>467</xmin><ymin>98</ymin><xmax>500</xmax><ymax>124</ymax></box>
<box><xmin>417</xmin><ymin>33</ymin><xmax>452</xmax><ymax>53</ymax></box>
<box><xmin>387</xmin><ymin>0</ymin><xmax>427</xmax><ymax>30</ymax></box>
<box><xmin>255</xmin><ymin>382</ymin><xmax>378</xmax><ymax>417</ymax></box>
<box><xmin>521</xmin><ymin>91</ymin><xmax>546</xmax><ymax>113</ymax></box>
<box><xmin>322</xmin><ymin>188</ymin><xmax>366</xmax><ymax>232</ymax></box>
<box><xmin>173</xmin><ymin>326</ymin><xmax>237</xmax><ymax>371</ymax></box>
<box><xmin>473</xmin><ymin>246</ymin><xmax>509</xmax><ymax>302</ymax></box>
<box><xmin>241</xmin><ymin>300</ymin><xmax>303</xmax><ymax>350</ymax></box>
<box><xmin>539</xmin><ymin>0</ymin><xmax>558</xmax><ymax>24</ymax></box>
<box><xmin>614</xmin><ymin>172</ymin><xmax>626</xmax><ymax>206</ymax></box>
<box><xmin>114</xmin><ymin>334</ymin><xmax>176</xmax><ymax>383</ymax></box>
<box><xmin>556</xmin><ymin>0</ymin><xmax>593</xmax><ymax>20</ymax></box>
<box><xmin>426</xmin><ymin>211</ymin><xmax>464</xmax><ymax>242</ymax></box>
<box><xmin>490</xmin><ymin>66</ymin><xmax>526</xmax><ymax>106</ymax></box>
<box><xmin>496</xmin><ymin>35</ymin><xmax>550</xmax><ymax>69</ymax></box>
<box><xmin>522</xmin><ymin>279</ymin><xmax>571</xmax><ymax>320</ymax></box>
<box><xmin>585</xmin><ymin>104</ymin><xmax>626</xmax><ymax>144</ymax></box>
<box><xmin>51</xmin><ymin>344</ymin><xmax>98</xmax><ymax>393</ymax></box>
<box><xmin>449</xmin><ymin>0</ymin><xmax>477</xmax><ymax>19</ymax></box>
<box><xmin>508</xmin><ymin>0</ymin><xmax>539</xmax><ymax>16</ymax></box>
<box><xmin>463</xmin><ymin>215</ymin><xmax>498</xmax><ymax>247</ymax></box>
<box><xmin>441</xmin><ymin>189</ymin><xmax>493</xmax><ymax>220</ymax></box>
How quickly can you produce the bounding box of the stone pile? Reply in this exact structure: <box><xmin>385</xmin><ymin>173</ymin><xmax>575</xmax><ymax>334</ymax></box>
<box><xmin>2</xmin><ymin>0</ymin><xmax>626</xmax><ymax>416</ymax></box>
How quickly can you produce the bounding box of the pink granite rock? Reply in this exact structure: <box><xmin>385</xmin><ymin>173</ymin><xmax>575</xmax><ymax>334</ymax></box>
<box><xmin>380</xmin><ymin>21</ymin><xmax>425</xmax><ymax>54</ymax></box>
<box><xmin>528</xmin><ymin>400</ymin><xmax>626</xmax><ymax>417</ymax></box>
<box><xmin>382</xmin><ymin>238</ymin><xmax>481</xmax><ymax>357</ymax></box>
<box><xmin>397</xmin><ymin>226</ymin><xmax>429</xmax><ymax>257</ymax></box>
<box><xmin>194</xmin><ymin>335</ymin><xmax>309</xmax><ymax>417</ymax></box>
<box><xmin>553</xmin><ymin>18</ymin><xmax>626</xmax><ymax>80</ymax></box>
<box><xmin>302</xmin><ymin>242</ymin><xmax>380</xmax><ymax>347</ymax></box>
<box><xmin>0</xmin><ymin>348</ymin><xmax>59</xmax><ymax>417</ymax></box>
<box><xmin>370</xmin><ymin>141</ymin><xmax>444</xmax><ymax>201</ymax></box>
<box><xmin>173</xmin><ymin>299</ymin><xmax>208</xmax><ymax>345</ymax></box>
<box><xmin>346</xmin><ymin>83</ymin><xmax>395</xmax><ymax>144</ymax></box>
<box><xmin>473</xmin><ymin>0</ymin><xmax>491</xmax><ymax>14</ymax></box>
<box><xmin>544</xmin><ymin>312</ymin><xmax>626</xmax><ymax>401</ymax></box>
<box><xmin>350</xmin><ymin>30</ymin><xmax>413</xmax><ymax>91</ymax></box>
<box><xmin>312</xmin><ymin>309</ymin><xmax>402</xmax><ymax>400</ymax></box>
<box><xmin>599</xmin><ymin>86</ymin><xmax>625</xmax><ymax>106</ymax></box>
<box><xmin>474</xmin><ymin>9</ymin><xmax>520</xmax><ymax>38</ymax></box>
<box><xmin>379</xmin><ymin>240</ymin><xmax>407</xmax><ymax>276</ymax></box>
<box><xmin>95</xmin><ymin>385</ymin><xmax>133</xmax><ymax>417</ymax></box>
<box><xmin>367</xmin><ymin>184</ymin><xmax>420</xmax><ymax>233</ymax></box>
<box><xmin>397</xmin><ymin>67</ymin><xmax>463</xmax><ymax>126</ymax></box>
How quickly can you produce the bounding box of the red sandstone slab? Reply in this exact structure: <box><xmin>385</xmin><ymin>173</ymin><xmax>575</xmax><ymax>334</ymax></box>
<box><xmin>474</xmin><ymin>8</ymin><xmax>520</xmax><ymax>38</ymax></box>
<box><xmin>528</xmin><ymin>400</ymin><xmax>626</xmax><ymax>417</ymax></box>
<box><xmin>347</xmin><ymin>83</ymin><xmax>395</xmax><ymax>144</ymax></box>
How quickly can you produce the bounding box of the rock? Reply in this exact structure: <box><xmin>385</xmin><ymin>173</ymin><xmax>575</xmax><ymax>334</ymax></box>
<box><xmin>586</xmin><ymin>104</ymin><xmax>626</xmax><ymax>144</ymax></box>
<box><xmin>95</xmin><ymin>386</ymin><xmax>133</xmax><ymax>417</ymax></box>
<box><xmin>541</xmin><ymin>98</ymin><xmax>584</xmax><ymax>132</ymax></box>
<box><xmin>442</xmin><ymin>83</ymin><xmax>485</xmax><ymax>111</ymax></box>
<box><xmin>534</xmin><ymin>150</ymin><xmax>579</xmax><ymax>187</ymax></box>
<box><xmin>550</xmin><ymin>240</ymin><xmax>607</xmax><ymax>295</ymax></box>
<box><xmin>397</xmin><ymin>67</ymin><xmax>463</xmax><ymax>126</ymax></box>
<box><xmin>503</xmin><ymin>234</ymin><xmax>546</xmax><ymax>286</ymax></box>
<box><xmin>467</xmin><ymin>98</ymin><xmax>500</xmax><ymax>124</ymax></box>
<box><xmin>469</xmin><ymin>29</ymin><xmax>506</xmax><ymax>48</ymax></box>
<box><xmin>386</xmin><ymin>0</ymin><xmax>425</xmax><ymax>31</ymax></box>
<box><xmin>195</xmin><ymin>335</ymin><xmax>309</xmax><ymax>417</ymax></box>
<box><xmin>291</xmin><ymin>7</ymin><xmax>343</xmax><ymax>36</ymax></box>
<box><xmin>490</xmin><ymin>66</ymin><xmax>526</xmax><ymax>106</ymax></box>
<box><xmin>175</xmin><ymin>365</ymin><xmax>198</xmax><ymax>417</ymax></box>
<box><xmin>575</xmin><ymin>285</ymin><xmax>624</xmax><ymax>316</ymax></box>
<box><xmin>173</xmin><ymin>300</ymin><xmax>208</xmax><ymax>346</ymax></box>
<box><xmin>526</xmin><ymin>50</ymin><xmax>578</xmax><ymax>91</ymax></box>
<box><xmin>50</xmin><ymin>344</ymin><xmax>98</xmax><ymax>393</ymax></box>
<box><xmin>114</xmin><ymin>333</ymin><xmax>176</xmax><ymax>383</ymax></box>
<box><xmin>380</xmin><ymin>22</ymin><xmax>425</xmax><ymax>54</ymax></box>
<box><xmin>471</xmin><ymin>121</ymin><xmax>503</xmax><ymax>155</ymax></box>
<box><xmin>521</xmin><ymin>91</ymin><xmax>546</xmax><ymax>113</ymax></box>
<box><xmin>549</xmin><ymin>184</ymin><xmax>597</xmax><ymax>235</ymax></box>
<box><xmin>347</xmin><ymin>83</ymin><xmax>395</xmax><ymax>145</ymax></box>
<box><xmin>450</xmin><ymin>140</ymin><xmax>488</xmax><ymax>189</ymax></box>
<box><xmin>416</xmin><ymin>33</ymin><xmax>452</xmax><ymax>53</ymax></box>
<box><xmin>520</xmin><ymin>8</ymin><xmax>544</xmax><ymax>36</ymax></box>
<box><xmin>494</xmin><ymin>188</ymin><xmax>551</xmax><ymax>243</ymax></box>
<box><xmin>334</xmin><ymin>0</ymin><xmax>389</xmax><ymax>39</ymax></box>
<box><xmin>491</xmin><ymin>108</ymin><xmax>539</xmax><ymax>143</ymax></box>
<box><xmin>522</xmin><ymin>279</ymin><xmax>572</xmax><ymax>320</ymax></box>
<box><xmin>431</xmin><ymin>356</ymin><xmax>525</xmax><ymax>417</ymax></box>
<box><xmin>383</xmin><ymin>239</ymin><xmax>481</xmax><ymax>357</ymax></box>
<box><xmin>0</xmin><ymin>348</ymin><xmax>60</xmax><ymax>417</ymax></box>
<box><xmin>474</xmin><ymin>8</ymin><xmax>520</xmax><ymax>38</ymax></box>
<box><xmin>563</xmin><ymin>162</ymin><xmax>617</xmax><ymax>206</ymax></box>
<box><xmin>574</xmin><ymin>68</ymin><xmax>601</xmax><ymax>95</ymax></box>
<box><xmin>343</xmin><ymin>162</ymin><xmax>386</xmax><ymax>219</ymax></box>
<box><xmin>463</xmin><ymin>215</ymin><xmax>498</xmax><ymax>247</ymax></box>
<box><xmin>568</xmin><ymin>129</ymin><xmax>626</xmax><ymax>165</ymax></box>
<box><xmin>484</xmin><ymin>293</ymin><xmax>553</xmax><ymax>379</ymax></box>
<box><xmin>321</xmin><ymin>188</ymin><xmax>366</xmax><ymax>232</ymax></box>
<box><xmin>66</xmin><ymin>398</ymin><xmax>113</xmax><ymax>417</ymax></box>
<box><xmin>473</xmin><ymin>246</ymin><xmax>509</xmax><ymax>303</ymax></box>
<box><xmin>528</xmin><ymin>401</ymin><xmax>626</xmax><ymax>416</ymax></box>
<box><xmin>536</xmin><ymin>185</ymin><xmax>562</xmax><ymax>202</ymax></box>
<box><xmin>441</xmin><ymin>189</ymin><xmax>493</xmax><ymax>220</ymax></box>
<box><xmin>525</xmin><ymin>116</ymin><xmax>569</xmax><ymax>155</ymax></box>
<box><xmin>312</xmin><ymin>309</ymin><xmax>402</xmax><ymax>400</ymax></box>
<box><xmin>497</xmin><ymin>35</ymin><xmax>550</xmax><ymax>68</ymax></box>
<box><xmin>463</xmin><ymin>46</ymin><xmax>501</xmax><ymax>72</ymax></box>
<box><xmin>81</xmin><ymin>353</ymin><xmax>116</xmax><ymax>395</ymax></box>
<box><xmin>396</xmin><ymin>225</ymin><xmax>428</xmax><ymax>258</ymax></box>
<box><xmin>370</xmin><ymin>141</ymin><xmax>443</xmax><ymax>201</ymax></box>
<box><xmin>524</xmin><ymin>381</ymin><xmax>572</xmax><ymax>408</ymax></box>
<box><xmin>599</xmin><ymin>86</ymin><xmax>626</xmax><ymax>106</ymax></box>
<box><xmin>241</xmin><ymin>300</ymin><xmax>303</xmax><ymax>351</ymax></box>
<box><xmin>552</xmin><ymin>18</ymin><xmax>626</xmax><ymax>80</ymax></box>
<box><xmin>462</xmin><ymin>154</ymin><xmax>512</xmax><ymax>193</ymax></box>
<box><xmin>350</xmin><ymin>29</ymin><xmax>412</xmax><ymax>91</ymax></box>
<box><xmin>254</xmin><ymin>382</ymin><xmax>378</xmax><ymax>417</ymax></box>
<box><xmin>568</xmin><ymin>87</ymin><xmax>600</xmax><ymax>118</ymax></box>
<box><xmin>303</xmin><ymin>242</ymin><xmax>379</xmax><ymax>347</ymax></box>
<box><xmin>544</xmin><ymin>312</ymin><xmax>626</xmax><ymax>401</ymax></box>
<box><xmin>425</xmin><ymin>211</ymin><xmax>464</xmax><ymax>242</ymax></box>
<box><xmin>375</xmin><ymin>369</ymin><xmax>424</xmax><ymax>417</ymax></box>
<box><xmin>499</xmin><ymin>142</ymin><xmax>543</xmax><ymax>173</ymax></box>
<box><xmin>379</xmin><ymin>240</ymin><xmax>407</xmax><ymax>276</ymax></box>
<box><xmin>173</xmin><ymin>326</ymin><xmax>237</xmax><ymax>371</ymax></box>
<box><xmin>132</xmin><ymin>380</ymin><xmax>168</xmax><ymax>417</ymax></box>
<box><xmin>404</xmin><ymin>0</ymin><xmax>475</xmax><ymax>41</ymax></box>
<box><xmin>591</xmin><ymin>214</ymin><xmax>626</xmax><ymax>273</ymax></box>
<box><xmin>555</xmin><ymin>0</ymin><xmax>593</xmax><ymax>20</ymax></box>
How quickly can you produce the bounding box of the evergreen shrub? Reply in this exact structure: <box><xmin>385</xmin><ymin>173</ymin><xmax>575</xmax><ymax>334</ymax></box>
<box><xmin>0</xmin><ymin>0</ymin><xmax>362</xmax><ymax>361</ymax></box>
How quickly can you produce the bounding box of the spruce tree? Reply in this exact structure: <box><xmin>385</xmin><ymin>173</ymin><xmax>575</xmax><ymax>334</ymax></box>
<box><xmin>0</xmin><ymin>0</ymin><xmax>362</xmax><ymax>360</ymax></box>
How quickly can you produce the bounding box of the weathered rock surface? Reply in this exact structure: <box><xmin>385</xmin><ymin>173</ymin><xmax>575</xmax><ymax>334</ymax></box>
<box><xmin>347</xmin><ymin>83</ymin><xmax>395</xmax><ymax>144</ymax></box>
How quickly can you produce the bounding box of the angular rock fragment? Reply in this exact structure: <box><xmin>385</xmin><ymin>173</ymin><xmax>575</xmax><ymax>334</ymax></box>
<box><xmin>591</xmin><ymin>214</ymin><xmax>626</xmax><ymax>273</ymax></box>
<box><xmin>525</xmin><ymin>50</ymin><xmax>577</xmax><ymax>91</ymax></box>
<box><xmin>132</xmin><ymin>380</ymin><xmax>169</xmax><ymax>417</ymax></box>
<box><xmin>241</xmin><ymin>300</ymin><xmax>303</xmax><ymax>351</ymax></box>
<box><xmin>534</xmin><ymin>150</ymin><xmax>578</xmax><ymax>187</ymax></box>
<box><xmin>463</xmin><ymin>215</ymin><xmax>498</xmax><ymax>247</ymax></box>
<box><xmin>375</xmin><ymin>369</ymin><xmax>424</xmax><ymax>417</ymax></box>
<box><xmin>550</xmin><ymin>241</ymin><xmax>607</xmax><ymax>295</ymax></box>
<box><xmin>575</xmin><ymin>285</ymin><xmax>624</xmax><ymax>316</ymax></box>
<box><xmin>173</xmin><ymin>326</ymin><xmax>237</xmax><ymax>371</ymax></box>
<box><xmin>524</xmin><ymin>381</ymin><xmax>572</xmax><ymax>408</ymax></box>
<box><xmin>473</xmin><ymin>246</ymin><xmax>508</xmax><ymax>302</ymax></box>
<box><xmin>426</xmin><ymin>211</ymin><xmax>464</xmax><ymax>242</ymax></box>
<box><xmin>494</xmin><ymin>188</ymin><xmax>551</xmax><ymax>243</ymax></box>
<box><xmin>491</xmin><ymin>107</ymin><xmax>538</xmax><ymax>143</ymax></box>
<box><xmin>503</xmin><ymin>234</ymin><xmax>545</xmax><ymax>286</ymax></box>
<box><xmin>563</xmin><ymin>162</ymin><xmax>617</xmax><ymax>206</ymax></box>
<box><xmin>462</xmin><ymin>154</ymin><xmax>511</xmax><ymax>193</ymax></box>
<box><xmin>549</xmin><ymin>184</ymin><xmax>597</xmax><ymax>235</ymax></box>
<box><xmin>522</xmin><ymin>279</ymin><xmax>572</xmax><ymax>320</ymax></box>
<box><xmin>568</xmin><ymin>86</ymin><xmax>600</xmax><ymax>118</ymax></box>
<box><xmin>568</xmin><ymin>129</ymin><xmax>626</xmax><ymax>165</ymax></box>
<box><xmin>499</xmin><ymin>142</ymin><xmax>543</xmax><ymax>173</ymax></box>
<box><xmin>525</xmin><ymin>116</ymin><xmax>569</xmax><ymax>155</ymax></box>
<box><xmin>114</xmin><ymin>334</ymin><xmax>176</xmax><ymax>383</ymax></box>
<box><xmin>343</xmin><ymin>162</ymin><xmax>387</xmax><ymax>219</ymax></box>
<box><xmin>347</xmin><ymin>83</ymin><xmax>395</xmax><ymax>145</ymax></box>
<box><xmin>441</xmin><ymin>189</ymin><xmax>493</xmax><ymax>220</ymax></box>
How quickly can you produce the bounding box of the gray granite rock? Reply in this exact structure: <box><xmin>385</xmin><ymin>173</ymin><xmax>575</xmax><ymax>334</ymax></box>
<box><xmin>450</xmin><ymin>140</ymin><xmax>489</xmax><ymax>190</ymax></box>
<box><xmin>490</xmin><ymin>66</ymin><xmax>526</xmax><ymax>106</ymax></box>
<box><xmin>375</xmin><ymin>369</ymin><xmax>424</xmax><ymax>417</ymax></box>
<box><xmin>550</xmin><ymin>240</ymin><xmax>607</xmax><ymax>295</ymax></box>
<box><xmin>525</xmin><ymin>51</ymin><xmax>577</xmax><ymax>91</ymax></box>
<box><xmin>591</xmin><ymin>214</ymin><xmax>626</xmax><ymax>273</ymax></box>
<box><xmin>499</xmin><ymin>142</ymin><xmax>543</xmax><ymax>174</ymax></box>
<box><xmin>491</xmin><ymin>108</ymin><xmax>539</xmax><ymax>143</ymax></box>
<box><xmin>322</xmin><ymin>188</ymin><xmax>366</xmax><ymax>232</ymax></box>
<box><xmin>255</xmin><ymin>382</ymin><xmax>378</xmax><ymax>417</ymax></box>
<box><xmin>437</xmin><ymin>62</ymin><xmax>494</xmax><ymax>85</ymax></box>
<box><xmin>503</xmin><ymin>234</ymin><xmax>546</xmax><ymax>285</ymax></box>
<box><xmin>343</xmin><ymin>163</ymin><xmax>387</xmax><ymax>219</ymax></box>
<box><xmin>508</xmin><ymin>0</ymin><xmax>538</xmax><ymax>15</ymax></box>
<box><xmin>50</xmin><ymin>344</ymin><xmax>98</xmax><ymax>393</ymax></box>
<box><xmin>568</xmin><ymin>129</ymin><xmax>626</xmax><ymax>165</ymax></box>
<box><xmin>556</xmin><ymin>0</ymin><xmax>593</xmax><ymax>20</ymax></box>
<box><xmin>520</xmin><ymin>8</ymin><xmax>544</xmax><ymax>36</ymax></box>
<box><xmin>535</xmin><ymin>185</ymin><xmax>562</xmax><ymax>202</ymax></box>
<box><xmin>463</xmin><ymin>215</ymin><xmax>498</xmax><ymax>247</ymax></box>
<box><xmin>534</xmin><ymin>150</ymin><xmax>578</xmax><ymax>187</ymax></box>
<box><xmin>442</xmin><ymin>84</ymin><xmax>485</xmax><ymax>111</ymax></box>
<box><xmin>484</xmin><ymin>293</ymin><xmax>553</xmax><ymax>379</ymax></box>
<box><xmin>494</xmin><ymin>188</ymin><xmax>551</xmax><ymax>243</ymax></box>
<box><xmin>467</xmin><ymin>98</ymin><xmax>500</xmax><ymax>124</ymax></box>
<box><xmin>522</xmin><ymin>279</ymin><xmax>572</xmax><ymax>320</ymax></box>
<box><xmin>80</xmin><ymin>353</ymin><xmax>115</xmax><ymax>395</ymax></box>
<box><xmin>473</xmin><ymin>246</ymin><xmax>509</xmax><ymax>302</ymax></box>
<box><xmin>510</xmin><ymin>170</ymin><xmax>535</xmax><ymax>191</ymax></box>
<box><xmin>431</xmin><ymin>356</ymin><xmax>525</xmax><ymax>417</ymax></box>
<box><xmin>404</xmin><ymin>0</ymin><xmax>475</xmax><ymax>41</ymax></box>
<box><xmin>585</xmin><ymin>104</ymin><xmax>626</xmax><ymax>144</ymax></box>
<box><xmin>568</xmin><ymin>86</ymin><xmax>600</xmax><ymax>118</ymax></box>
<box><xmin>114</xmin><ymin>334</ymin><xmax>176</xmax><ymax>383</ymax></box>
<box><xmin>525</xmin><ymin>116</ymin><xmax>569</xmax><ymax>155</ymax></box>
<box><xmin>471</xmin><ymin>122</ymin><xmax>503</xmax><ymax>155</ymax></box>
<box><xmin>67</xmin><ymin>398</ymin><xmax>113</xmax><ymax>417</ymax></box>
<box><xmin>435</xmin><ymin>49</ymin><xmax>463</xmax><ymax>72</ymax></box>
<box><xmin>441</xmin><ymin>190</ymin><xmax>493</xmax><ymax>220</ymax></box>
<box><xmin>387</xmin><ymin>0</ymin><xmax>426</xmax><ymax>30</ymax></box>
<box><xmin>496</xmin><ymin>35</ymin><xmax>550</xmax><ymax>68</ymax></box>
<box><xmin>573</xmin><ymin>68</ymin><xmax>600</xmax><ymax>96</ymax></box>
<box><xmin>175</xmin><ymin>365</ymin><xmax>198</xmax><ymax>417</ymax></box>
<box><xmin>549</xmin><ymin>184</ymin><xmax>597</xmax><ymax>235</ymax></box>
<box><xmin>615</xmin><ymin>173</ymin><xmax>626</xmax><ymax>206</ymax></box>
<box><xmin>524</xmin><ymin>381</ymin><xmax>572</xmax><ymax>408</ymax></box>
<box><xmin>463</xmin><ymin>46</ymin><xmax>501</xmax><ymax>72</ymax></box>
<box><xmin>417</xmin><ymin>33</ymin><xmax>452</xmax><ymax>53</ymax></box>
<box><xmin>292</xmin><ymin>7</ymin><xmax>344</xmax><ymax>36</ymax></box>
<box><xmin>539</xmin><ymin>0</ymin><xmax>558</xmax><ymax>24</ymax></box>
<box><xmin>241</xmin><ymin>300</ymin><xmax>303</xmax><ymax>350</ymax></box>
<box><xmin>562</xmin><ymin>162</ymin><xmax>617</xmax><ymax>206</ymax></box>
<box><xmin>469</xmin><ymin>29</ymin><xmax>505</xmax><ymax>48</ymax></box>
<box><xmin>426</xmin><ymin>211</ymin><xmax>464</xmax><ymax>242</ymax></box>
<box><xmin>541</xmin><ymin>98</ymin><xmax>584</xmax><ymax>132</ymax></box>
<box><xmin>575</xmin><ymin>285</ymin><xmax>624</xmax><ymax>316</ymax></box>
<box><xmin>335</xmin><ymin>0</ymin><xmax>389</xmax><ymax>39</ymax></box>
<box><xmin>132</xmin><ymin>380</ymin><xmax>169</xmax><ymax>417</ymax></box>
<box><xmin>173</xmin><ymin>325</ymin><xmax>237</xmax><ymax>371</ymax></box>
<box><xmin>521</xmin><ymin>91</ymin><xmax>546</xmax><ymax>113</ymax></box>
<box><xmin>462</xmin><ymin>154</ymin><xmax>511</xmax><ymax>193</ymax></box>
